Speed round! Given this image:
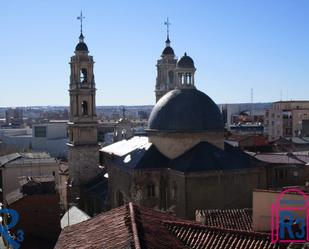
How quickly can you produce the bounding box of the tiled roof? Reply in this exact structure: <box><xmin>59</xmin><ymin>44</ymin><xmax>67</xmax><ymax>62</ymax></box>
<box><xmin>252</xmin><ymin>153</ymin><xmax>305</xmax><ymax>164</ymax></box>
<box><xmin>54</xmin><ymin>202</ymin><xmax>187</xmax><ymax>249</ymax></box>
<box><xmin>195</xmin><ymin>208</ymin><xmax>252</xmax><ymax>231</ymax></box>
<box><xmin>169</xmin><ymin>141</ymin><xmax>258</xmax><ymax>172</ymax></box>
<box><xmin>165</xmin><ymin>221</ymin><xmax>281</xmax><ymax>249</ymax></box>
<box><xmin>55</xmin><ymin>203</ymin><xmax>283</xmax><ymax>249</ymax></box>
<box><xmin>0</xmin><ymin>152</ymin><xmax>56</xmax><ymax>167</ymax></box>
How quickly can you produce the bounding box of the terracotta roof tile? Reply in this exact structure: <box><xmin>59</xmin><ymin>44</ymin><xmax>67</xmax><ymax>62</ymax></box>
<box><xmin>55</xmin><ymin>203</ymin><xmax>285</xmax><ymax>249</ymax></box>
<box><xmin>54</xmin><ymin>203</ymin><xmax>187</xmax><ymax>249</ymax></box>
<box><xmin>196</xmin><ymin>208</ymin><xmax>252</xmax><ymax>231</ymax></box>
<box><xmin>164</xmin><ymin>221</ymin><xmax>282</xmax><ymax>249</ymax></box>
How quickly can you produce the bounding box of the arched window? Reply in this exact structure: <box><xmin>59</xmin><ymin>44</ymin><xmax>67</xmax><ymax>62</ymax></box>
<box><xmin>168</xmin><ymin>71</ymin><xmax>174</xmax><ymax>85</ymax></box>
<box><xmin>82</xmin><ymin>101</ymin><xmax>88</xmax><ymax>115</ymax></box>
<box><xmin>80</xmin><ymin>68</ymin><xmax>88</xmax><ymax>83</ymax></box>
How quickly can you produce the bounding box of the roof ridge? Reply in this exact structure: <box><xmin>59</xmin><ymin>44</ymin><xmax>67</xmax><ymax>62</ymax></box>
<box><xmin>163</xmin><ymin>220</ymin><xmax>269</xmax><ymax>238</ymax></box>
<box><xmin>128</xmin><ymin>202</ymin><xmax>141</xmax><ymax>249</ymax></box>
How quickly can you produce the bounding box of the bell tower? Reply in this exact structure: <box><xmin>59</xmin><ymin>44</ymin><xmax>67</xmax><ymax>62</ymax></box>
<box><xmin>155</xmin><ymin>18</ymin><xmax>177</xmax><ymax>102</ymax></box>
<box><xmin>67</xmin><ymin>13</ymin><xmax>100</xmax><ymax>192</ymax></box>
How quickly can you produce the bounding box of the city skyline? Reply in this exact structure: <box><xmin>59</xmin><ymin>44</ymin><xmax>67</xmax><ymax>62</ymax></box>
<box><xmin>2</xmin><ymin>0</ymin><xmax>309</xmax><ymax>107</ymax></box>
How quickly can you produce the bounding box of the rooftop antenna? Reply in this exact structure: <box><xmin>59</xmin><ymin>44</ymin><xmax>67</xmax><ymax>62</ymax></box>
<box><xmin>250</xmin><ymin>88</ymin><xmax>253</xmax><ymax>116</ymax></box>
<box><xmin>280</xmin><ymin>90</ymin><xmax>282</xmax><ymax>101</ymax></box>
<box><xmin>121</xmin><ymin>106</ymin><xmax>126</xmax><ymax>119</ymax></box>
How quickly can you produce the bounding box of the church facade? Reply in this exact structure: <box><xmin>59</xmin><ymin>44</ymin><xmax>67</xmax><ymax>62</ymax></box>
<box><xmin>101</xmin><ymin>48</ymin><xmax>267</xmax><ymax>219</ymax></box>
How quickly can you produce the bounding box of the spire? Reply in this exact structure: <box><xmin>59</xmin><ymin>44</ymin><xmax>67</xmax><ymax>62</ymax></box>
<box><xmin>121</xmin><ymin>106</ymin><xmax>126</xmax><ymax>119</ymax></box>
<box><xmin>164</xmin><ymin>17</ymin><xmax>171</xmax><ymax>47</ymax></box>
<box><xmin>77</xmin><ymin>11</ymin><xmax>85</xmax><ymax>42</ymax></box>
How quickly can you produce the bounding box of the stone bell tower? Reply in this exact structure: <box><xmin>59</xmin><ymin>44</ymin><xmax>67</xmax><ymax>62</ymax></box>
<box><xmin>67</xmin><ymin>13</ymin><xmax>100</xmax><ymax>195</ymax></box>
<box><xmin>155</xmin><ymin>18</ymin><xmax>177</xmax><ymax>102</ymax></box>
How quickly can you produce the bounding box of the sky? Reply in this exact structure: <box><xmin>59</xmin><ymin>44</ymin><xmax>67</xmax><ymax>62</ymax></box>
<box><xmin>1</xmin><ymin>0</ymin><xmax>309</xmax><ymax>107</ymax></box>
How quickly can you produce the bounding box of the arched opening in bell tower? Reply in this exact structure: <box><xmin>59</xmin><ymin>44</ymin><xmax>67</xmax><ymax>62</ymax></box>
<box><xmin>80</xmin><ymin>68</ymin><xmax>88</xmax><ymax>83</ymax></box>
<box><xmin>168</xmin><ymin>71</ymin><xmax>174</xmax><ymax>86</ymax></box>
<box><xmin>82</xmin><ymin>101</ymin><xmax>88</xmax><ymax>115</ymax></box>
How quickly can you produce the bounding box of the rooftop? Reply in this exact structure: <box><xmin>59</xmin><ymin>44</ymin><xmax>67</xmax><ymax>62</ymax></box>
<box><xmin>196</xmin><ymin>208</ymin><xmax>252</xmax><ymax>231</ymax></box>
<box><xmin>101</xmin><ymin>137</ymin><xmax>259</xmax><ymax>172</ymax></box>
<box><xmin>55</xmin><ymin>202</ymin><xmax>282</xmax><ymax>249</ymax></box>
<box><xmin>0</xmin><ymin>152</ymin><xmax>56</xmax><ymax>167</ymax></box>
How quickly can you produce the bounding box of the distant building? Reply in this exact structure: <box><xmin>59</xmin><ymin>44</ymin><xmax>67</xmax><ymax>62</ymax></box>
<box><xmin>113</xmin><ymin>118</ymin><xmax>134</xmax><ymax>142</ymax></box>
<box><xmin>5</xmin><ymin>108</ymin><xmax>23</xmax><ymax>128</ymax></box>
<box><xmin>0</xmin><ymin>127</ymin><xmax>32</xmax><ymax>150</ymax></box>
<box><xmin>113</xmin><ymin>108</ymin><xmax>134</xmax><ymax>142</ymax></box>
<box><xmin>219</xmin><ymin>103</ymin><xmax>271</xmax><ymax>128</ymax></box>
<box><xmin>229</xmin><ymin>124</ymin><xmax>264</xmax><ymax>135</ymax></box>
<box><xmin>32</xmin><ymin>121</ymin><xmax>68</xmax><ymax>158</ymax></box>
<box><xmin>0</xmin><ymin>121</ymin><xmax>68</xmax><ymax>158</ymax></box>
<box><xmin>265</xmin><ymin>101</ymin><xmax>309</xmax><ymax>141</ymax></box>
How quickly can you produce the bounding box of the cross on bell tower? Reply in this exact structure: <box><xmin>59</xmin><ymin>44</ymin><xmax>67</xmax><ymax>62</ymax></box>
<box><xmin>67</xmin><ymin>13</ymin><xmax>100</xmax><ymax>210</ymax></box>
<box><xmin>77</xmin><ymin>11</ymin><xmax>85</xmax><ymax>35</ymax></box>
<box><xmin>164</xmin><ymin>17</ymin><xmax>171</xmax><ymax>43</ymax></box>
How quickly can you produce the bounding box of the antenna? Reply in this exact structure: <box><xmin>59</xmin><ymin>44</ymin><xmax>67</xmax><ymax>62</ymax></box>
<box><xmin>251</xmin><ymin>88</ymin><xmax>253</xmax><ymax>104</ymax></box>
<box><xmin>250</xmin><ymin>88</ymin><xmax>253</xmax><ymax>117</ymax></box>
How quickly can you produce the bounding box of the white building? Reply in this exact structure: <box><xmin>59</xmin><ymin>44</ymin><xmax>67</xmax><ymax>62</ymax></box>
<box><xmin>0</xmin><ymin>152</ymin><xmax>59</xmax><ymax>204</ymax></box>
<box><xmin>0</xmin><ymin>121</ymin><xmax>68</xmax><ymax>158</ymax></box>
<box><xmin>32</xmin><ymin>121</ymin><xmax>68</xmax><ymax>158</ymax></box>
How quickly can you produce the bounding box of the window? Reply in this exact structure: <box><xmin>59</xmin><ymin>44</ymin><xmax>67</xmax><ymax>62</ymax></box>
<box><xmin>147</xmin><ymin>184</ymin><xmax>155</xmax><ymax>197</ymax></box>
<box><xmin>80</xmin><ymin>68</ymin><xmax>88</xmax><ymax>83</ymax></box>
<box><xmin>34</xmin><ymin>126</ymin><xmax>47</xmax><ymax>137</ymax></box>
<box><xmin>168</xmin><ymin>71</ymin><xmax>174</xmax><ymax>85</ymax></box>
<box><xmin>82</xmin><ymin>101</ymin><xmax>88</xmax><ymax>115</ymax></box>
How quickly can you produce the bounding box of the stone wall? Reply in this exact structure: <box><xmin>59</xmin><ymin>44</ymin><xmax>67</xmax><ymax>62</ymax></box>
<box><xmin>68</xmin><ymin>144</ymin><xmax>100</xmax><ymax>185</ymax></box>
<box><xmin>149</xmin><ymin>131</ymin><xmax>224</xmax><ymax>159</ymax></box>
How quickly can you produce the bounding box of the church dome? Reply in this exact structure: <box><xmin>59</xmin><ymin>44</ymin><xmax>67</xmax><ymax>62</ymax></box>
<box><xmin>148</xmin><ymin>88</ymin><xmax>224</xmax><ymax>132</ymax></box>
<box><xmin>162</xmin><ymin>46</ymin><xmax>174</xmax><ymax>55</ymax></box>
<box><xmin>177</xmin><ymin>53</ymin><xmax>194</xmax><ymax>68</ymax></box>
<box><xmin>75</xmin><ymin>42</ymin><xmax>88</xmax><ymax>52</ymax></box>
<box><xmin>75</xmin><ymin>33</ymin><xmax>88</xmax><ymax>52</ymax></box>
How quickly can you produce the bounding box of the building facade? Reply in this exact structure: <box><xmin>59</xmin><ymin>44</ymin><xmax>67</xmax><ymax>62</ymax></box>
<box><xmin>265</xmin><ymin>101</ymin><xmax>309</xmax><ymax>141</ymax></box>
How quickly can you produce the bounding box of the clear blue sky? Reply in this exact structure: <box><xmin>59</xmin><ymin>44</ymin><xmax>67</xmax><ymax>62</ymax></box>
<box><xmin>1</xmin><ymin>0</ymin><xmax>309</xmax><ymax>107</ymax></box>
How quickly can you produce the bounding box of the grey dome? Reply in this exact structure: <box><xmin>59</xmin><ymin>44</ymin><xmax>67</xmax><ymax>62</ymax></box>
<box><xmin>177</xmin><ymin>53</ymin><xmax>194</xmax><ymax>68</ymax></box>
<box><xmin>162</xmin><ymin>46</ymin><xmax>175</xmax><ymax>55</ymax></box>
<box><xmin>148</xmin><ymin>88</ymin><xmax>224</xmax><ymax>132</ymax></box>
<box><xmin>75</xmin><ymin>42</ymin><xmax>88</xmax><ymax>52</ymax></box>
